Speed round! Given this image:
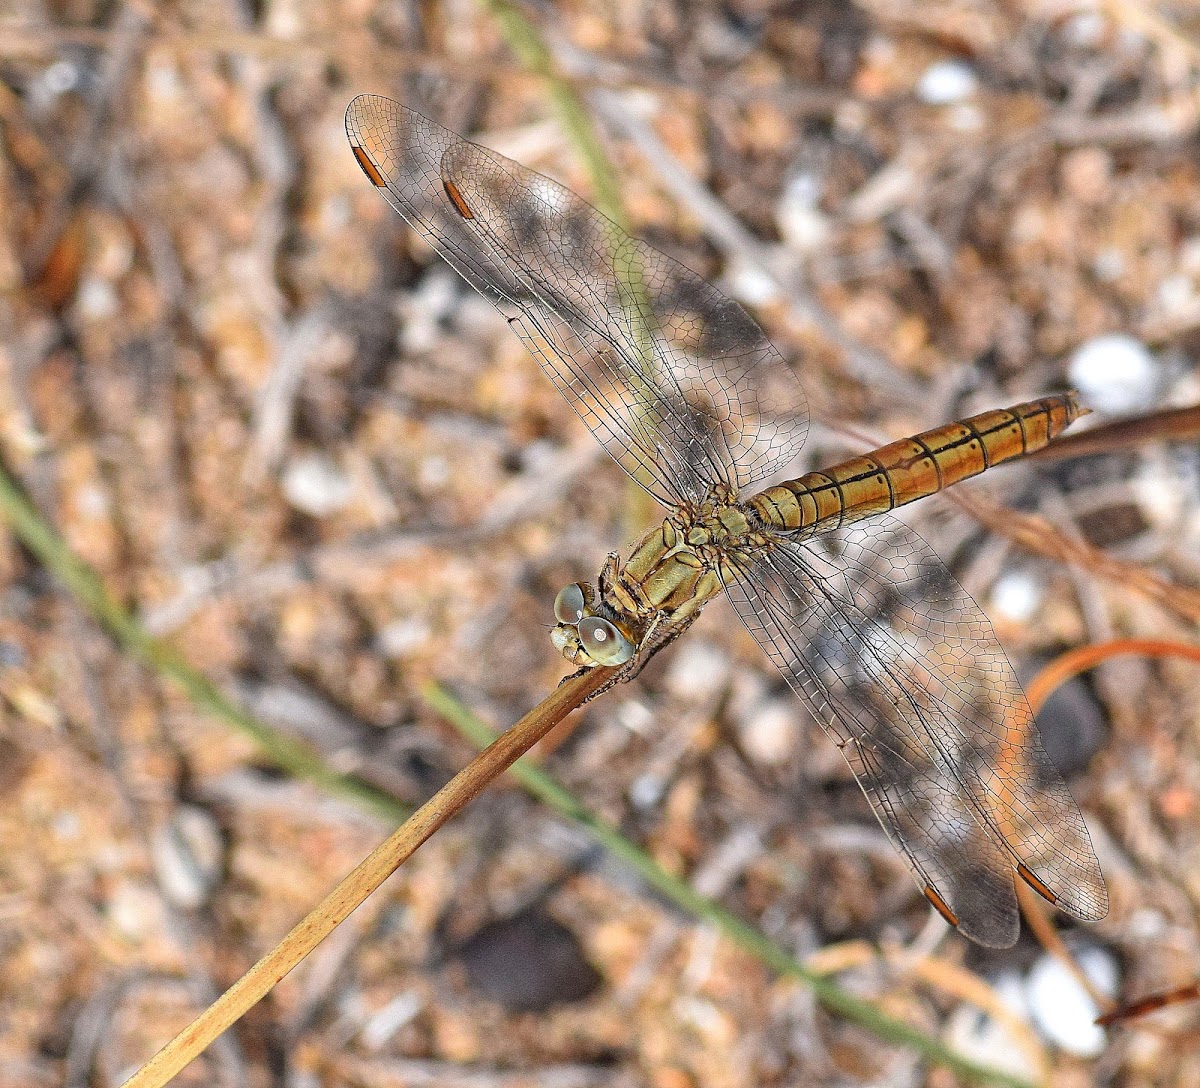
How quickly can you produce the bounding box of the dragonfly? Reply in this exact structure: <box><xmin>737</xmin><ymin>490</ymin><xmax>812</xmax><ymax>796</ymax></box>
<box><xmin>345</xmin><ymin>94</ymin><xmax>1109</xmax><ymax>948</ymax></box>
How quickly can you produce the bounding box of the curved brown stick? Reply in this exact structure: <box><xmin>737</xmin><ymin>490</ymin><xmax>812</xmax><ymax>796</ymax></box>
<box><xmin>1097</xmin><ymin>982</ymin><xmax>1200</xmax><ymax>1027</ymax></box>
<box><xmin>120</xmin><ymin>664</ymin><xmax>615</xmax><ymax>1088</ymax></box>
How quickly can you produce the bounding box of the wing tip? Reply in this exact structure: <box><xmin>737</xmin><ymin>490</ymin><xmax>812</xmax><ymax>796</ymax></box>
<box><xmin>1017</xmin><ymin>859</ymin><xmax>1110</xmax><ymax>922</ymax></box>
<box><xmin>344</xmin><ymin>93</ymin><xmax>400</xmax><ymax>143</ymax></box>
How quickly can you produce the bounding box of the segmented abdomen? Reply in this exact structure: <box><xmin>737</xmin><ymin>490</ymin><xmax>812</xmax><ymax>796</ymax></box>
<box><xmin>748</xmin><ymin>394</ymin><xmax>1082</xmax><ymax>533</ymax></box>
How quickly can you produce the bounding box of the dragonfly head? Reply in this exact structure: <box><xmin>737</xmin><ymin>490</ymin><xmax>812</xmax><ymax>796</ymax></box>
<box><xmin>550</xmin><ymin>581</ymin><xmax>637</xmax><ymax>667</ymax></box>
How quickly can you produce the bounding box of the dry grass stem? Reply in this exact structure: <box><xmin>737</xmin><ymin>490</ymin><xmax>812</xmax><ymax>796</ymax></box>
<box><xmin>119</xmin><ymin>666</ymin><xmax>614</xmax><ymax>1088</ymax></box>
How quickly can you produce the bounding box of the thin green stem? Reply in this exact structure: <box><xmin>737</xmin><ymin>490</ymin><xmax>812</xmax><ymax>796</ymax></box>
<box><xmin>424</xmin><ymin>680</ymin><xmax>1040</xmax><ymax>1088</ymax></box>
<box><xmin>473</xmin><ymin>0</ymin><xmax>626</xmax><ymax>229</ymax></box>
<box><xmin>0</xmin><ymin>457</ymin><xmax>1033</xmax><ymax>1087</ymax></box>
<box><xmin>0</xmin><ymin>460</ymin><xmax>406</xmax><ymax>822</ymax></box>
<box><xmin>472</xmin><ymin>0</ymin><xmax>664</xmax><ymax>496</ymax></box>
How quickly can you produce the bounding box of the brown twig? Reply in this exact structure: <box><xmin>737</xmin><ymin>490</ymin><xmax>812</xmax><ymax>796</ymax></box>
<box><xmin>1097</xmin><ymin>981</ymin><xmax>1200</xmax><ymax>1027</ymax></box>
<box><xmin>953</xmin><ymin>491</ymin><xmax>1200</xmax><ymax>624</ymax></box>
<box><xmin>1025</xmin><ymin>405</ymin><xmax>1200</xmax><ymax>462</ymax></box>
<box><xmin>1025</xmin><ymin>638</ymin><xmax>1200</xmax><ymax>715</ymax></box>
<box><xmin>1018</xmin><ymin>638</ymin><xmax>1200</xmax><ymax>1017</ymax></box>
<box><xmin>119</xmin><ymin>664</ymin><xmax>614</xmax><ymax>1088</ymax></box>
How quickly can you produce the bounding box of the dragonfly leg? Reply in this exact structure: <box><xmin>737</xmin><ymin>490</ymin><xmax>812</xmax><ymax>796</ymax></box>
<box><xmin>620</xmin><ymin>611</ymin><xmax>699</xmax><ymax>682</ymax></box>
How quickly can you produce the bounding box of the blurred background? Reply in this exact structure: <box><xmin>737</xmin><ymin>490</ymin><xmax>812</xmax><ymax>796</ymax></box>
<box><xmin>2</xmin><ymin>1</ymin><xmax>1200</xmax><ymax>1085</ymax></box>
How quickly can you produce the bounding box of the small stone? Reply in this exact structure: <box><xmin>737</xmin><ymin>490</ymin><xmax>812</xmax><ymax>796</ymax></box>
<box><xmin>398</xmin><ymin>269</ymin><xmax>459</xmax><ymax>355</ymax></box>
<box><xmin>42</xmin><ymin>60</ymin><xmax>80</xmax><ymax>95</ymax></box>
<box><xmin>916</xmin><ymin>60</ymin><xmax>978</xmax><ymax>105</ymax></box>
<box><xmin>944</xmin><ymin>970</ymin><xmax>1038</xmax><ymax>1080</ymax></box>
<box><xmin>76</xmin><ymin>278</ymin><xmax>118</xmax><ymax>320</ymax></box>
<box><xmin>776</xmin><ymin>172</ymin><xmax>830</xmax><ymax>254</ymax></box>
<box><xmin>455</xmin><ymin>908</ymin><xmax>602</xmax><ymax>1012</ymax></box>
<box><xmin>1092</xmin><ymin>249</ymin><xmax>1126</xmax><ymax>282</ymax></box>
<box><xmin>1068</xmin><ymin>334</ymin><xmax>1157</xmax><ymax>414</ymax></box>
<box><xmin>1157</xmin><ymin>274</ymin><xmax>1196</xmax><ymax>315</ymax></box>
<box><xmin>376</xmin><ymin>617</ymin><xmax>431</xmax><ymax>659</ymax></box>
<box><xmin>736</xmin><ymin>695</ymin><xmax>800</xmax><ymax>767</ymax></box>
<box><xmin>1026</xmin><ymin>944</ymin><xmax>1118</xmax><ymax>1057</ymax></box>
<box><xmin>1026</xmin><ymin>662</ymin><xmax>1107</xmax><ymax>776</ymax></box>
<box><xmin>726</xmin><ymin>261</ymin><xmax>780</xmax><ymax>307</ymax></box>
<box><xmin>151</xmin><ymin>805</ymin><xmax>225</xmax><ymax>910</ymax></box>
<box><xmin>629</xmin><ymin>772</ymin><xmax>665</xmax><ymax>811</ymax></box>
<box><xmin>616</xmin><ymin>698</ymin><xmax>655</xmax><ymax>736</ymax></box>
<box><xmin>990</xmin><ymin>570</ymin><xmax>1042</xmax><ymax>624</ymax></box>
<box><xmin>281</xmin><ymin>451</ymin><xmax>354</xmax><ymax>516</ymax></box>
<box><xmin>417</xmin><ymin>453</ymin><xmax>450</xmax><ymax>490</ymax></box>
<box><xmin>1061</xmin><ymin>11</ymin><xmax>1108</xmax><ymax>48</ymax></box>
<box><xmin>359</xmin><ymin>991</ymin><xmax>424</xmax><ymax>1051</ymax></box>
<box><xmin>662</xmin><ymin>640</ymin><xmax>730</xmax><ymax>701</ymax></box>
<box><xmin>106</xmin><ymin>880</ymin><xmax>166</xmax><ymax>942</ymax></box>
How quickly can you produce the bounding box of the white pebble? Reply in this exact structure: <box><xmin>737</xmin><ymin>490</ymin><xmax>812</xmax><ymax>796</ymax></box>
<box><xmin>726</xmin><ymin>261</ymin><xmax>780</xmax><ymax>307</ymax></box>
<box><xmin>1157</xmin><ymin>274</ymin><xmax>1195</xmax><ymax>314</ymax></box>
<box><xmin>1092</xmin><ymin>248</ymin><xmax>1126</xmax><ymax>282</ymax></box>
<box><xmin>917</xmin><ymin>60</ymin><xmax>978</xmax><ymax>105</ymax></box>
<box><xmin>1062</xmin><ymin>12</ymin><xmax>1108</xmax><ymax>48</ymax></box>
<box><xmin>736</xmin><ymin>695</ymin><xmax>799</xmax><ymax>767</ymax></box>
<box><xmin>397</xmin><ymin>269</ymin><xmax>458</xmax><ymax>355</ymax></box>
<box><xmin>359</xmin><ymin>990</ymin><xmax>424</xmax><ymax>1050</ymax></box>
<box><xmin>1127</xmin><ymin>906</ymin><xmax>1168</xmax><ymax>940</ymax></box>
<box><xmin>1026</xmin><ymin>945</ymin><xmax>1118</xmax><ymax>1057</ymax></box>
<box><xmin>616</xmin><ymin>699</ymin><xmax>655</xmax><ymax>736</ymax></box>
<box><xmin>76</xmin><ymin>277</ymin><xmax>118</xmax><ymax>320</ymax></box>
<box><xmin>1179</xmin><ymin>236</ymin><xmax>1200</xmax><ymax>275</ymax></box>
<box><xmin>776</xmin><ymin>172</ymin><xmax>830</xmax><ymax>254</ymax></box>
<box><xmin>417</xmin><ymin>453</ymin><xmax>450</xmax><ymax>490</ymax></box>
<box><xmin>321</xmin><ymin>193</ymin><xmax>352</xmax><ymax>232</ymax></box>
<box><xmin>106</xmin><ymin>880</ymin><xmax>165</xmax><ymax>942</ymax></box>
<box><xmin>42</xmin><ymin>60</ymin><xmax>79</xmax><ymax>96</ymax></box>
<box><xmin>943</xmin><ymin>971</ymin><xmax>1038</xmax><ymax>1080</ymax></box>
<box><xmin>281</xmin><ymin>451</ymin><xmax>354</xmax><ymax>516</ymax></box>
<box><xmin>78</xmin><ymin>483</ymin><xmax>111</xmax><ymax>519</ymax></box>
<box><xmin>663</xmin><ymin>640</ymin><xmax>731</xmax><ymax>701</ymax></box>
<box><xmin>1068</xmin><ymin>333</ymin><xmax>1157</xmax><ymax>414</ymax></box>
<box><xmin>990</xmin><ymin>570</ymin><xmax>1042</xmax><ymax>623</ymax></box>
<box><xmin>53</xmin><ymin>811</ymin><xmax>81</xmax><ymax>840</ymax></box>
<box><xmin>147</xmin><ymin>60</ymin><xmax>182</xmax><ymax>103</ymax></box>
<box><xmin>377</xmin><ymin>617</ymin><xmax>431</xmax><ymax>659</ymax></box>
<box><xmin>629</xmin><ymin>773</ymin><xmax>665</xmax><ymax>810</ymax></box>
<box><xmin>151</xmin><ymin>806</ymin><xmax>224</xmax><ymax>910</ymax></box>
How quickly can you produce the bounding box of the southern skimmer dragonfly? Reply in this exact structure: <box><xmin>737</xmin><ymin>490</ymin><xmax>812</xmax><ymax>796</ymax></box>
<box><xmin>345</xmin><ymin>94</ymin><xmax>1108</xmax><ymax>948</ymax></box>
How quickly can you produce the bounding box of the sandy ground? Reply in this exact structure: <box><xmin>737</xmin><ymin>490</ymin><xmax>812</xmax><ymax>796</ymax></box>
<box><xmin>2</xmin><ymin>1</ymin><xmax>1200</xmax><ymax>1085</ymax></box>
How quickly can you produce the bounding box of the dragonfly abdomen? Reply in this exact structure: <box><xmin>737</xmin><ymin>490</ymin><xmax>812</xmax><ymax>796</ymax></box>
<box><xmin>748</xmin><ymin>393</ymin><xmax>1083</xmax><ymax>533</ymax></box>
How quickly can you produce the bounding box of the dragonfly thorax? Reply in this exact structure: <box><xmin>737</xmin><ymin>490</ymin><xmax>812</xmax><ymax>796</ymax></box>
<box><xmin>550</xmin><ymin>488</ymin><xmax>757</xmax><ymax>671</ymax></box>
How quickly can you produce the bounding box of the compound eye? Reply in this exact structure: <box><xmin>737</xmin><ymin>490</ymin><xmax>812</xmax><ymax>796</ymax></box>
<box><xmin>553</xmin><ymin>583</ymin><xmax>587</xmax><ymax>625</ymax></box>
<box><xmin>578</xmin><ymin>616</ymin><xmax>635</xmax><ymax>666</ymax></box>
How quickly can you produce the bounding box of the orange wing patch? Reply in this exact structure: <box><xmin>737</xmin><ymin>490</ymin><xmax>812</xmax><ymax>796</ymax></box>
<box><xmin>1017</xmin><ymin>862</ymin><xmax>1059</xmax><ymax>904</ymax></box>
<box><xmin>350</xmin><ymin>145</ymin><xmax>386</xmax><ymax>187</ymax></box>
<box><xmin>443</xmin><ymin>179</ymin><xmax>475</xmax><ymax>219</ymax></box>
<box><xmin>924</xmin><ymin>885</ymin><xmax>961</xmax><ymax>928</ymax></box>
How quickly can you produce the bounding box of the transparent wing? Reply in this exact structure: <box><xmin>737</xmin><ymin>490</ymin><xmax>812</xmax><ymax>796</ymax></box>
<box><xmin>345</xmin><ymin>94</ymin><xmax>808</xmax><ymax>506</ymax></box>
<box><xmin>724</xmin><ymin>517</ymin><xmax>1108</xmax><ymax>947</ymax></box>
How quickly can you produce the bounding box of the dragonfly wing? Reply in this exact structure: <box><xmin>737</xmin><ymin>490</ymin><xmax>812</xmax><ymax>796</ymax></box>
<box><xmin>345</xmin><ymin>95</ymin><xmax>808</xmax><ymax>506</ymax></box>
<box><xmin>724</xmin><ymin>517</ymin><xmax>1108</xmax><ymax>947</ymax></box>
